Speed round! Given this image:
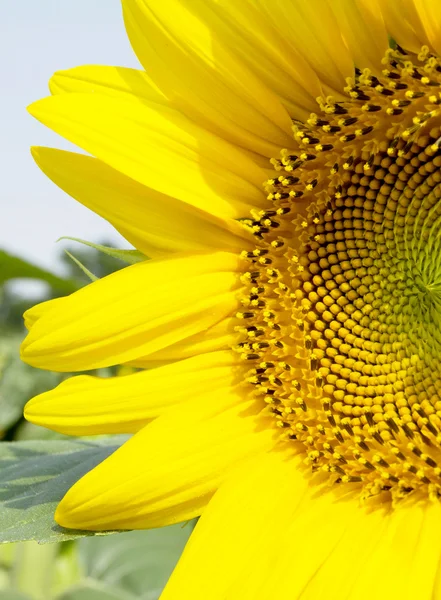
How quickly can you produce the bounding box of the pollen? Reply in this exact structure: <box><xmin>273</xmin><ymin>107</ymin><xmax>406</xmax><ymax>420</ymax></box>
<box><xmin>238</xmin><ymin>46</ymin><xmax>441</xmax><ymax>503</ymax></box>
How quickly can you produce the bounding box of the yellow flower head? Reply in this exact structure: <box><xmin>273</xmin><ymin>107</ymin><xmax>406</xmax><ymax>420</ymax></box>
<box><xmin>21</xmin><ymin>1</ymin><xmax>441</xmax><ymax>597</ymax></box>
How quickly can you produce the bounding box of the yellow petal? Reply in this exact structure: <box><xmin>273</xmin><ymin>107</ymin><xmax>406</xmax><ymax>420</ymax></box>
<box><xmin>23</xmin><ymin>297</ymin><xmax>64</xmax><ymax>330</ymax></box>
<box><xmin>161</xmin><ymin>447</ymin><xmax>308</xmax><ymax>600</ymax></box>
<box><xmin>24</xmin><ymin>350</ymin><xmax>242</xmax><ymax>435</ymax></box>
<box><xmin>49</xmin><ymin>64</ymin><xmax>287</xmax><ymax>167</ymax></box>
<box><xmin>122</xmin><ymin>0</ymin><xmax>294</xmax><ymax>158</ymax></box>
<box><xmin>330</xmin><ymin>0</ymin><xmax>389</xmax><ymax>74</ymax></box>
<box><xmin>55</xmin><ymin>393</ymin><xmax>276</xmax><ymax>530</ymax></box>
<box><xmin>49</xmin><ymin>64</ymin><xmax>166</xmax><ymax>105</ymax></box>
<box><xmin>379</xmin><ymin>0</ymin><xmax>425</xmax><ymax>53</ymax></box>
<box><xmin>343</xmin><ymin>500</ymin><xmax>441</xmax><ymax>600</ymax></box>
<box><xmin>24</xmin><ymin>302</ymin><xmax>240</xmax><ymax>370</ymax></box>
<box><xmin>141</xmin><ymin>0</ymin><xmax>323</xmax><ymax>119</ymax></box>
<box><xmin>31</xmin><ymin>147</ymin><xmax>253</xmax><ymax>258</ymax></box>
<box><xmin>21</xmin><ymin>252</ymin><xmax>242</xmax><ymax>372</ymax></box>
<box><xmin>28</xmin><ymin>93</ymin><xmax>268</xmax><ymax>221</ymax></box>
<box><xmin>163</xmin><ymin>449</ymin><xmax>441</xmax><ymax>599</ymax></box>
<box><xmin>263</xmin><ymin>498</ymin><xmax>441</xmax><ymax>600</ymax></box>
<box><xmin>407</xmin><ymin>0</ymin><xmax>441</xmax><ymax>56</ymax></box>
<box><xmin>379</xmin><ymin>0</ymin><xmax>441</xmax><ymax>56</ymax></box>
<box><xmin>129</xmin><ymin>316</ymin><xmax>239</xmax><ymax>367</ymax></box>
<box><xmin>433</xmin><ymin>544</ymin><xmax>441</xmax><ymax>600</ymax></box>
<box><xmin>252</xmin><ymin>0</ymin><xmax>354</xmax><ymax>101</ymax></box>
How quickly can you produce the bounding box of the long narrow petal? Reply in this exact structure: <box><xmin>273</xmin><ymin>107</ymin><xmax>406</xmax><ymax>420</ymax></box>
<box><xmin>129</xmin><ymin>316</ymin><xmax>240</xmax><ymax>367</ymax></box>
<box><xmin>407</xmin><ymin>0</ymin><xmax>441</xmax><ymax>56</ymax></box>
<box><xmin>23</xmin><ymin>299</ymin><xmax>240</xmax><ymax>368</ymax></box>
<box><xmin>330</xmin><ymin>0</ymin><xmax>389</xmax><ymax>74</ymax></box>
<box><xmin>245</xmin><ymin>0</ymin><xmax>354</xmax><ymax>99</ymax></box>
<box><xmin>262</xmin><ymin>498</ymin><xmax>441</xmax><ymax>600</ymax></box>
<box><xmin>23</xmin><ymin>297</ymin><xmax>64</xmax><ymax>330</ymax></box>
<box><xmin>49</xmin><ymin>64</ymin><xmax>288</xmax><ymax>167</ymax></box>
<box><xmin>343</xmin><ymin>501</ymin><xmax>441</xmax><ymax>599</ymax></box>
<box><xmin>21</xmin><ymin>252</ymin><xmax>242</xmax><ymax>371</ymax></box>
<box><xmin>24</xmin><ymin>350</ymin><xmax>242</xmax><ymax>435</ymax></box>
<box><xmin>379</xmin><ymin>0</ymin><xmax>425</xmax><ymax>53</ymax></box>
<box><xmin>130</xmin><ymin>0</ymin><xmax>322</xmax><ymax>118</ymax></box>
<box><xmin>162</xmin><ymin>451</ymin><xmax>441</xmax><ymax>599</ymax></box>
<box><xmin>379</xmin><ymin>0</ymin><xmax>441</xmax><ymax>55</ymax></box>
<box><xmin>161</xmin><ymin>448</ymin><xmax>310</xmax><ymax>600</ymax></box>
<box><xmin>55</xmin><ymin>393</ymin><xmax>276</xmax><ymax>530</ymax></box>
<box><xmin>28</xmin><ymin>93</ymin><xmax>268</xmax><ymax>221</ymax></box>
<box><xmin>49</xmin><ymin>64</ymin><xmax>166</xmax><ymax>105</ymax></box>
<box><xmin>122</xmin><ymin>0</ymin><xmax>295</xmax><ymax>157</ymax></box>
<box><xmin>31</xmin><ymin>147</ymin><xmax>253</xmax><ymax>258</ymax></box>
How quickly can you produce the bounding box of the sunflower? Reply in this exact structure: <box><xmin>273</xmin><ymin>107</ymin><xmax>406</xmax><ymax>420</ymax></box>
<box><xmin>20</xmin><ymin>1</ymin><xmax>441</xmax><ymax>597</ymax></box>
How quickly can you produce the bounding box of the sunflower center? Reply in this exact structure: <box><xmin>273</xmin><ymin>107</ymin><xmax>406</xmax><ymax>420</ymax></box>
<box><xmin>238</xmin><ymin>46</ymin><xmax>441</xmax><ymax>502</ymax></box>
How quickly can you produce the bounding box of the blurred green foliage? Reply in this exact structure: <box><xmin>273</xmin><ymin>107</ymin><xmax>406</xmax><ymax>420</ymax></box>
<box><xmin>0</xmin><ymin>250</ymin><xmax>79</xmax><ymax>294</ymax></box>
<box><xmin>0</xmin><ymin>243</ymin><xmax>191</xmax><ymax>600</ymax></box>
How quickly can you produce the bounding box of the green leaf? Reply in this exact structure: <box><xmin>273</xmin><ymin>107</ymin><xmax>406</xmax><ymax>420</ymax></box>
<box><xmin>78</xmin><ymin>524</ymin><xmax>194</xmax><ymax>600</ymax></box>
<box><xmin>0</xmin><ymin>251</ymin><xmax>79</xmax><ymax>294</ymax></box>
<box><xmin>0</xmin><ymin>438</ymin><xmax>126</xmax><ymax>544</ymax></box>
<box><xmin>57</xmin><ymin>582</ymin><xmax>134</xmax><ymax>600</ymax></box>
<box><xmin>58</xmin><ymin>239</ymin><xmax>146</xmax><ymax>265</ymax></box>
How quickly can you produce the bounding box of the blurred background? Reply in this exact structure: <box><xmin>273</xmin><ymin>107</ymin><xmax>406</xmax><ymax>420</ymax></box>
<box><xmin>0</xmin><ymin>2</ymin><xmax>192</xmax><ymax>598</ymax></box>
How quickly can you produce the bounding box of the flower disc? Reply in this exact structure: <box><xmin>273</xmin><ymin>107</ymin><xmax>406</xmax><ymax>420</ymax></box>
<box><xmin>239</xmin><ymin>46</ymin><xmax>441</xmax><ymax>502</ymax></box>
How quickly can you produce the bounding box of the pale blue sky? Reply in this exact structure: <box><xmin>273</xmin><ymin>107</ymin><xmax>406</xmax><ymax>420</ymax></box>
<box><xmin>1</xmin><ymin>1</ymin><xmax>140</xmax><ymax>275</ymax></box>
